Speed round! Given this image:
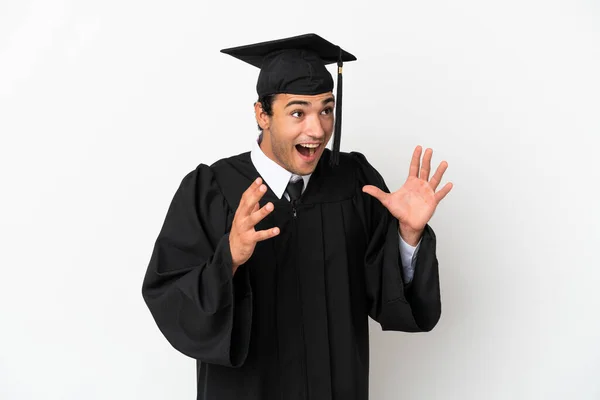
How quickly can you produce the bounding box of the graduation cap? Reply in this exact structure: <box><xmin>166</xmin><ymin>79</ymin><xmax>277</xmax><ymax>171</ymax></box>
<box><xmin>220</xmin><ymin>33</ymin><xmax>357</xmax><ymax>165</ymax></box>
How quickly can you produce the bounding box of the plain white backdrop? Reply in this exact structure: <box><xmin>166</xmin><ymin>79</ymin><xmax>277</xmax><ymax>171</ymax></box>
<box><xmin>1</xmin><ymin>0</ymin><xmax>599</xmax><ymax>399</ymax></box>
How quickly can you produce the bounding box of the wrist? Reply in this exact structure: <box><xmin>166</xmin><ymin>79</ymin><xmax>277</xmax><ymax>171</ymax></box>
<box><xmin>230</xmin><ymin>251</ymin><xmax>240</xmax><ymax>270</ymax></box>
<box><xmin>228</xmin><ymin>234</ymin><xmax>241</xmax><ymax>275</ymax></box>
<box><xmin>398</xmin><ymin>223</ymin><xmax>423</xmax><ymax>247</ymax></box>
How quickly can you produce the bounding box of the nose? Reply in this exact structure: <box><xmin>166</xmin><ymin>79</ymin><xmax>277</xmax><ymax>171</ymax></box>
<box><xmin>305</xmin><ymin>114</ymin><xmax>325</xmax><ymax>139</ymax></box>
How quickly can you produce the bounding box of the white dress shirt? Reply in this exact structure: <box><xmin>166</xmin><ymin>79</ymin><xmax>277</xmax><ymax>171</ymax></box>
<box><xmin>250</xmin><ymin>137</ymin><xmax>420</xmax><ymax>283</ymax></box>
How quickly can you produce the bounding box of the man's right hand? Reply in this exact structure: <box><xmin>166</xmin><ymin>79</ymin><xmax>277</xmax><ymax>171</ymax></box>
<box><xmin>229</xmin><ymin>177</ymin><xmax>279</xmax><ymax>275</ymax></box>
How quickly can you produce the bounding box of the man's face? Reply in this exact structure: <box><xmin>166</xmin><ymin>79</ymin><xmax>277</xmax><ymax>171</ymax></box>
<box><xmin>257</xmin><ymin>92</ymin><xmax>335</xmax><ymax>176</ymax></box>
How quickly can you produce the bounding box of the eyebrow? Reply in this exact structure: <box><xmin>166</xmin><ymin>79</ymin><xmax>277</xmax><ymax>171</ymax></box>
<box><xmin>285</xmin><ymin>97</ymin><xmax>335</xmax><ymax>109</ymax></box>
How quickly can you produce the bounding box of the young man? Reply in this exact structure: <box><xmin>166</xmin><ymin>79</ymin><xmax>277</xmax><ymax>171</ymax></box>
<box><xmin>141</xmin><ymin>33</ymin><xmax>453</xmax><ymax>400</ymax></box>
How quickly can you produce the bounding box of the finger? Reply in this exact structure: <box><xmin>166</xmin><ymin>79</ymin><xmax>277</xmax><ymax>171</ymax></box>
<box><xmin>434</xmin><ymin>182</ymin><xmax>453</xmax><ymax>203</ymax></box>
<box><xmin>429</xmin><ymin>161</ymin><xmax>448</xmax><ymax>191</ymax></box>
<box><xmin>408</xmin><ymin>145</ymin><xmax>422</xmax><ymax>178</ymax></box>
<box><xmin>243</xmin><ymin>181</ymin><xmax>268</xmax><ymax>215</ymax></box>
<box><xmin>239</xmin><ymin>177</ymin><xmax>263</xmax><ymax>214</ymax></box>
<box><xmin>362</xmin><ymin>185</ymin><xmax>389</xmax><ymax>207</ymax></box>
<box><xmin>420</xmin><ymin>148</ymin><xmax>433</xmax><ymax>181</ymax></box>
<box><xmin>245</xmin><ymin>202</ymin><xmax>275</xmax><ymax>229</ymax></box>
<box><xmin>253</xmin><ymin>227</ymin><xmax>280</xmax><ymax>242</ymax></box>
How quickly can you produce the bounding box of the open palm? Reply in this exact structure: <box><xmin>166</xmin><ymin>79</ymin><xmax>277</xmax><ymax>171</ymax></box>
<box><xmin>363</xmin><ymin>146</ymin><xmax>453</xmax><ymax>233</ymax></box>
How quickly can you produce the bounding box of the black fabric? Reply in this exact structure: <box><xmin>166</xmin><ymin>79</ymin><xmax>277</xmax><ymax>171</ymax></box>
<box><xmin>219</xmin><ymin>33</ymin><xmax>356</xmax><ymax>82</ymax></box>
<box><xmin>220</xmin><ymin>33</ymin><xmax>356</xmax><ymax>99</ymax></box>
<box><xmin>141</xmin><ymin>149</ymin><xmax>442</xmax><ymax>400</ymax></box>
<box><xmin>286</xmin><ymin>178</ymin><xmax>304</xmax><ymax>201</ymax></box>
<box><xmin>257</xmin><ymin>48</ymin><xmax>334</xmax><ymax>98</ymax></box>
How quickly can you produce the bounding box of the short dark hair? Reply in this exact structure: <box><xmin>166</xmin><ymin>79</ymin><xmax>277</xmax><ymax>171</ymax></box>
<box><xmin>256</xmin><ymin>94</ymin><xmax>276</xmax><ymax>131</ymax></box>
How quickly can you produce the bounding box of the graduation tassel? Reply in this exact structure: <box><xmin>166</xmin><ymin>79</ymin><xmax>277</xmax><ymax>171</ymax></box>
<box><xmin>330</xmin><ymin>46</ymin><xmax>343</xmax><ymax>166</ymax></box>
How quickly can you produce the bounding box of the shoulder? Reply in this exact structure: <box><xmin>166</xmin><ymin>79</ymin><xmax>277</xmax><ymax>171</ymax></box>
<box><xmin>180</xmin><ymin>152</ymin><xmax>252</xmax><ymax>186</ymax></box>
<box><xmin>182</xmin><ymin>151</ymin><xmax>255</xmax><ymax>209</ymax></box>
<box><xmin>174</xmin><ymin>162</ymin><xmax>226</xmax><ymax>208</ymax></box>
<box><xmin>209</xmin><ymin>151</ymin><xmax>252</xmax><ymax>178</ymax></box>
<box><xmin>304</xmin><ymin>149</ymin><xmax>388</xmax><ymax>201</ymax></box>
<box><xmin>174</xmin><ymin>152</ymin><xmax>249</xmax><ymax>206</ymax></box>
<box><xmin>324</xmin><ymin>149</ymin><xmax>387</xmax><ymax>189</ymax></box>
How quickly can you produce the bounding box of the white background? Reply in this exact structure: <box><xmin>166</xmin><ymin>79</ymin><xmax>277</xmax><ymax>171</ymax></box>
<box><xmin>1</xmin><ymin>0</ymin><xmax>599</xmax><ymax>399</ymax></box>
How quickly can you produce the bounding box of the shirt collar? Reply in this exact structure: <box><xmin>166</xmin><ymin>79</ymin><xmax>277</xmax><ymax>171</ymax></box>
<box><xmin>250</xmin><ymin>135</ymin><xmax>311</xmax><ymax>199</ymax></box>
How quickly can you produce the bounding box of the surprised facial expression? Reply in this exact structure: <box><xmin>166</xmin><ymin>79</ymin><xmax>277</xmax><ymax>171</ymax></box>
<box><xmin>256</xmin><ymin>92</ymin><xmax>335</xmax><ymax>176</ymax></box>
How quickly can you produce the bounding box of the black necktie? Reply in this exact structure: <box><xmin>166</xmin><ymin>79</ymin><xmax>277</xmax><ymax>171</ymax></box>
<box><xmin>285</xmin><ymin>178</ymin><xmax>304</xmax><ymax>202</ymax></box>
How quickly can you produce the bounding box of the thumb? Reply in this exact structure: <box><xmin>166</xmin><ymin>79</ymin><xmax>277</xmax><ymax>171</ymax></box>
<box><xmin>362</xmin><ymin>185</ymin><xmax>389</xmax><ymax>205</ymax></box>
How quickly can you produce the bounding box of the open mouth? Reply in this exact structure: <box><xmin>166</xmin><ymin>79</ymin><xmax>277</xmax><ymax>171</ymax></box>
<box><xmin>295</xmin><ymin>143</ymin><xmax>321</xmax><ymax>162</ymax></box>
<box><xmin>295</xmin><ymin>143</ymin><xmax>320</xmax><ymax>158</ymax></box>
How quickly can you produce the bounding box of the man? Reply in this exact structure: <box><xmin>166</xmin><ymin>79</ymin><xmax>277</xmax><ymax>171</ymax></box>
<box><xmin>141</xmin><ymin>33</ymin><xmax>452</xmax><ymax>400</ymax></box>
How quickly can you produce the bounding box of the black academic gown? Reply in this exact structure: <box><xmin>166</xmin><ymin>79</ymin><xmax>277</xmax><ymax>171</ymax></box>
<box><xmin>141</xmin><ymin>149</ymin><xmax>441</xmax><ymax>400</ymax></box>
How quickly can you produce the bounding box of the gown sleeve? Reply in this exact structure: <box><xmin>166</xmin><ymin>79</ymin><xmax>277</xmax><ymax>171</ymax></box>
<box><xmin>141</xmin><ymin>164</ymin><xmax>252</xmax><ymax>367</ymax></box>
<box><xmin>351</xmin><ymin>152</ymin><xmax>442</xmax><ymax>333</ymax></box>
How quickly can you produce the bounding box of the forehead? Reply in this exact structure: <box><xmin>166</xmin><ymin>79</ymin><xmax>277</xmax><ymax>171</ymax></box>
<box><xmin>275</xmin><ymin>92</ymin><xmax>335</xmax><ymax>106</ymax></box>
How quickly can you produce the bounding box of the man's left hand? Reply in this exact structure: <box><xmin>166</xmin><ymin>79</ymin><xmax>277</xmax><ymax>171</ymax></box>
<box><xmin>362</xmin><ymin>145</ymin><xmax>453</xmax><ymax>246</ymax></box>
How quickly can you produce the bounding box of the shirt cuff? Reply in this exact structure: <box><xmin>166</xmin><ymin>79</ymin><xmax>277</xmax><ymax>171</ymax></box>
<box><xmin>398</xmin><ymin>232</ymin><xmax>422</xmax><ymax>283</ymax></box>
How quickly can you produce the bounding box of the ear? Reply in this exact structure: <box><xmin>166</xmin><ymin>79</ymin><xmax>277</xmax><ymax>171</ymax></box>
<box><xmin>254</xmin><ymin>101</ymin><xmax>270</xmax><ymax>131</ymax></box>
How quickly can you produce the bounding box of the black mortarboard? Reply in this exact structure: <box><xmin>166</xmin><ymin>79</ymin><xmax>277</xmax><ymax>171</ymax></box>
<box><xmin>220</xmin><ymin>33</ymin><xmax>357</xmax><ymax>165</ymax></box>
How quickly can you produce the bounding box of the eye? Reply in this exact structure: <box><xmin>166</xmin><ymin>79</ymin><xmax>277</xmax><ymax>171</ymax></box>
<box><xmin>321</xmin><ymin>107</ymin><xmax>334</xmax><ymax>115</ymax></box>
<box><xmin>291</xmin><ymin>110</ymin><xmax>304</xmax><ymax>118</ymax></box>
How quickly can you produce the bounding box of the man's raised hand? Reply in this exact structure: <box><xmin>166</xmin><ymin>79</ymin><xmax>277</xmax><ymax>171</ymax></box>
<box><xmin>229</xmin><ymin>178</ymin><xmax>280</xmax><ymax>274</ymax></box>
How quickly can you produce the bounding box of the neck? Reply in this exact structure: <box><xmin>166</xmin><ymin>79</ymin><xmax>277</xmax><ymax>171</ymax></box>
<box><xmin>258</xmin><ymin>131</ymin><xmax>287</xmax><ymax>172</ymax></box>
